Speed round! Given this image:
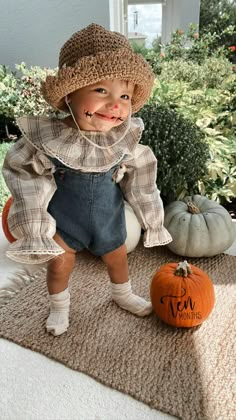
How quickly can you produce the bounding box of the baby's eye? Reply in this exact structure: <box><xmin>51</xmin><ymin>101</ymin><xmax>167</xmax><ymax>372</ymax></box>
<box><xmin>121</xmin><ymin>94</ymin><xmax>130</xmax><ymax>100</ymax></box>
<box><xmin>95</xmin><ymin>88</ymin><xmax>107</xmax><ymax>94</ymax></box>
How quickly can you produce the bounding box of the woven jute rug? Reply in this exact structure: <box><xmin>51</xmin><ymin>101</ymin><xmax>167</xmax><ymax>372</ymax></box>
<box><xmin>0</xmin><ymin>243</ymin><xmax>235</xmax><ymax>420</ymax></box>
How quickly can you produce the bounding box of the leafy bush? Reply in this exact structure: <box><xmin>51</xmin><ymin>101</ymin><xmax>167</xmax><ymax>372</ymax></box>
<box><xmin>199</xmin><ymin>0</ymin><xmax>236</xmax><ymax>52</ymax></box>
<box><xmin>196</xmin><ymin>124</ymin><xmax>236</xmax><ymax>203</ymax></box>
<box><xmin>137</xmin><ymin>103</ymin><xmax>209</xmax><ymax>205</ymax></box>
<box><xmin>0</xmin><ymin>63</ymin><xmax>56</xmax><ymax>139</ymax></box>
<box><xmin>152</xmin><ymin>35</ymin><xmax>162</xmax><ymax>54</ymax></box>
<box><xmin>156</xmin><ymin>56</ymin><xmax>234</xmax><ymax>90</ymax></box>
<box><xmin>148</xmin><ymin>23</ymin><xmax>232</xmax><ymax>72</ymax></box>
<box><xmin>129</xmin><ymin>41</ymin><xmax>149</xmax><ymax>58</ymax></box>
<box><xmin>149</xmin><ymin>57</ymin><xmax>236</xmax><ymax>204</ymax></box>
<box><xmin>13</xmin><ymin>63</ymin><xmax>55</xmax><ymax>118</ymax></box>
<box><xmin>0</xmin><ymin>65</ymin><xmax>18</xmax><ymax>120</ymax></box>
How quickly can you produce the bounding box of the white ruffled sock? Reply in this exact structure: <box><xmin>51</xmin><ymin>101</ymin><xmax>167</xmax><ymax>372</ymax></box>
<box><xmin>46</xmin><ymin>288</ymin><xmax>70</xmax><ymax>336</ymax></box>
<box><xmin>110</xmin><ymin>280</ymin><xmax>152</xmax><ymax>316</ymax></box>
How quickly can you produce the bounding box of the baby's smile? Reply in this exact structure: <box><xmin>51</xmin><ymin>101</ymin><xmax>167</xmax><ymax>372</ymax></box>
<box><xmin>95</xmin><ymin>112</ymin><xmax>119</xmax><ymax>121</ymax></box>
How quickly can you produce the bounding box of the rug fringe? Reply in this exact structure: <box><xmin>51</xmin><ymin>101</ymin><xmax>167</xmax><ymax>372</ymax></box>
<box><xmin>0</xmin><ymin>266</ymin><xmax>46</xmax><ymax>308</ymax></box>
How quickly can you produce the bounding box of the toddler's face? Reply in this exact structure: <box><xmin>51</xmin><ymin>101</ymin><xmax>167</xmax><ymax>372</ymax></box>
<box><xmin>67</xmin><ymin>79</ymin><xmax>134</xmax><ymax>132</ymax></box>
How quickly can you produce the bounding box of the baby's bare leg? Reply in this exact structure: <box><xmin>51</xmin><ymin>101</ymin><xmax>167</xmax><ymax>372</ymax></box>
<box><xmin>46</xmin><ymin>233</ymin><xmax>76</xmax><ymax>336</ymax></box>
<box><xmin>102</xmin><ymin>244</ymin><xmax>152</xmax><ymax>316</ymax></box>
<box><xmin>101</xmin><ymin>243</ymin><xmax>129</xmax><ymax>284</ymax></box>
<box><xmin>47</xmin><ymin>233</ymin><xmax>76</xmax><ymax>294</ymax></box>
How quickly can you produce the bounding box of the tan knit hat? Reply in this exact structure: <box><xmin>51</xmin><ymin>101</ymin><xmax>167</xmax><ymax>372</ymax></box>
<box><xmin>41</xmin><ymin>23</ymin><xmax>155</xmax><ymax>113</ymax></box>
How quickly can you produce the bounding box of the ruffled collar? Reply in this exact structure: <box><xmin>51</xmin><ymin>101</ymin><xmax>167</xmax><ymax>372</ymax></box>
<box><xmin>17</xmin><ymin>115</ymin><xmax>144</xmax><ymax>172</ymax></box>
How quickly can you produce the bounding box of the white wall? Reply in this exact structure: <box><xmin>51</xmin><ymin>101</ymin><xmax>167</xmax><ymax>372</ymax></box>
<box><xmin>162</xmin><ymin>0</ymin><xmax>200</xmax><ymax>44</ymax></box>
<box><xmin>0</xmin><ymin>0</ymin><xmax>110</xmax><ymax>69</ymax></box>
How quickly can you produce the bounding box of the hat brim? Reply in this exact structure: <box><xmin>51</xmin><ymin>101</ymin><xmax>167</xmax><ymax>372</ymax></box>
<box><xmin>41</xmin><ymin>49</ymin><xmax>154</xmax><ymax>114</ymax></box>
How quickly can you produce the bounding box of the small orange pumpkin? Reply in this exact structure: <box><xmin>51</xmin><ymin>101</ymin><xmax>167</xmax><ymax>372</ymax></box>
<box><xmin>2</xmin><ymin>196</ymin><xmax>16</xmax><ymax>243</ymax></box>
<box><xmin>150</xmin><ymin>261</ymin><xmax>215</xmax><ymax>328</ymax></box>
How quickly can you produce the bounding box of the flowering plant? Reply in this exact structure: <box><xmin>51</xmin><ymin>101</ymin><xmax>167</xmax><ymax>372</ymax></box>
<box><xmin>149</xmin><ymin>23</ymin><xmax>233</xmax><ymax>68</ymax></box>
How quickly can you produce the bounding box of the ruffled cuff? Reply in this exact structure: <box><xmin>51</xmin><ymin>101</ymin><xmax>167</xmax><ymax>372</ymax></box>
<box><xmin>143</xmin><ymin>226</ymin><xmax>172</xmax><ymax>248</ymax></box>
<box><xmin>6</xmin><ymin>237</ymin><xmax>65</xmax><ymax>264</ymax></box>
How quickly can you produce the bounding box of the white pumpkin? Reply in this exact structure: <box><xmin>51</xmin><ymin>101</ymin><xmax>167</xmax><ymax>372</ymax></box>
<box><xmin>124</xmin><ymin>201</ymin><xmax>141</xmax><ymax>253</ymax></box>
<box><xmin>164</xmin><ymin>195</ymin><xmax>236</xmax><ymax>257</ymax></box>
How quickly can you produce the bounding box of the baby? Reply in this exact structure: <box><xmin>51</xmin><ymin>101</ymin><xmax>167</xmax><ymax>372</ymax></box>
<box><xmin>3</xmin><ymin>23</ymin><xmax>172</xmax><ymax>336</ymax></box>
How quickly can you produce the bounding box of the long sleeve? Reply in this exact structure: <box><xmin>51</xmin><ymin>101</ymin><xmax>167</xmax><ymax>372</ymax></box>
<box><xmin>2</xmin><ymin>137</ymin><xmax>65</xmax><ymax>264</ymax></box>
<box><xmin>120</xmin><ymin>144</ymin><xmax>172</xmax><ymax>247</ymax></box>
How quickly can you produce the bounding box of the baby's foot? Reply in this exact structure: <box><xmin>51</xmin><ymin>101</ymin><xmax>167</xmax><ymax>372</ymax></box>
<box><xmin>110</xmin><ymin>280</ymin><xmax>152</xmax><ymax>316</ymax></box>
<box><xmin>46</xmin><ymin>288</ymin><xmax>70</xmax><ymax>336</ymax></box>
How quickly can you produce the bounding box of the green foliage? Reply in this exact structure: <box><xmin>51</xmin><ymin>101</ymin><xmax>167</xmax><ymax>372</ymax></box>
<box><xmin>149</xmin><ymin>24</ymin><xmax>231</xmax><ymax>66</ymax></box>
<box><xmin>129</xmin><ymin>41</ymin><xmax>149</xmax><ymax>58</ymax></box>
<box><xmin>155</xmin><ymin>56</ymin><xmax>234</xmax><ymax>90</ymax></box>
<box><xmin>150</xmin><ymin>56</ymin><xmax>236</xmax><ymax>203</ymax></box>
<box><xmin>0</xmin><ymin>65</ymin><xmax>18</xmax><ymax>120</ymax></box>
<box><xmin>196</xmin><ymin>124</ymin><xmax>236</xmax><ymax>203</ymax></box>
<box><xmin>200</xmin><ymin>0</ymin><xmax>233</xmax><ymax>29</ymax></box>
<box><xmin>0</xmin><ymin>142</ymin><xmax>13</xmax><ymax>212</ymax></box>
<box><xmin>13</xmin><ymin>63</ymin><xmax>56</xmax><ymax>118</ymax></box>
<box><xmin>136</xmin><ymin>103</ymin><xmax>209</xmax><ymax>205</ymax></box>
<box><xmin>152</xmin><ymin>35</ymin><xmax>162</xmax><ymax>54</ymax></box>
<box><xmin>0</xmin><ymin>63</ymin><xmax>56</xmax><ymax>135</ymax></box>
<box><xmin>145</xmin><ymin>50</ymin><xmax>163</xmax><ymax>75</ymax></box>
<box><xmin>199</xmin><ymin>0</ymin><xmax>236</xmax><ymax>51</ymax></box>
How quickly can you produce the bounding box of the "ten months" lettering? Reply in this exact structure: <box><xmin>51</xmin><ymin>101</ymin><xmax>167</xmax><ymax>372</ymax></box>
<box><xmin>160</xmin><ymin>289</ymin><xmax>202</xmax><ymax>320</ymax></box>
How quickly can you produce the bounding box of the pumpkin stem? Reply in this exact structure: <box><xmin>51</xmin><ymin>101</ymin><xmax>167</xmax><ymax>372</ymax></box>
<box><xmin>175</xmin><ymin>261</ymin><xmax>193</xmax><ymax>277</ymax></box>
<box><xmin>186</xmin><ymin>201</ymin><xmax>201</xmax><ymax>214</ymax></box>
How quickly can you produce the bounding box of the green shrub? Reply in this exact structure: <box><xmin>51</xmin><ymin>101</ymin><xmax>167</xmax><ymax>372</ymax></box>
<box><xmin>129</xmin><ymin>41</ymin><xmax>149</xmax><ymax>58</ymax></box>
<box><xmin>199</xmin><ymin>0</ymin><xmax>236</xmax><ymax>52</ymax></box>
<box><xmin>197</xmin><ymin>125</ymin><xmax>236</xmax><ymax>203</ymax></box>
<box><xmin>13</xmin><ymin>63</ymin><xmax>56</xmax><ymax>118</ymax></box>
<box><xmin>0</xmin><ymin>65</ymin><xmax>18</xmax><ymax>120</ymax></box>
<box><xmin>148</xmin><ymin>23</ymin><xmax>233</xmax><ymax>76</ymax></box>
<box><xmin>137</xmin><ymin>103</ymin><xmax>209</xmax><ymax>205</ymax></box>
<box><xmin>157</xmin><ymin>57</ymin><xmax>234</xmax><ymax>89</ymax></box>
<box><xmin>159</xmin><ymin>24</ymin><xmax>231</xmax><ymax>64</ymax></box>
<box><xmin>0</xmin><ymin>63</ymin><xmax>56</xmax><ymax>139</ymax></box>
<box><xmin>145</xmin><ymin>50</ymin><xmax>162</xmax><ymax>75</ymax></box>
<box><xmin>150</xmin><ymin>58</ymin><xmax>236</xmax><ymax>203</ymax></box>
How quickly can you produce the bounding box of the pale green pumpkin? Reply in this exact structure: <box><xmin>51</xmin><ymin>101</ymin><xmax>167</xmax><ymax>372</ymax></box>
<box><xmin>164</xmin><ymin>195</ymin><xmax>235</xmax><ymax>257</ymax></box>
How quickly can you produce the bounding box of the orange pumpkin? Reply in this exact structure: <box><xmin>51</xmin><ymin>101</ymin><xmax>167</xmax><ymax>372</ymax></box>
<box><xmin>150</xmin><ymin>261</ymin><xmax>215</xmax><ymax>328</ymax></box>
<box><xmin>2</xmin><ymin>196</ymin><xmax>16</xmax><ymax>243</ymax></box>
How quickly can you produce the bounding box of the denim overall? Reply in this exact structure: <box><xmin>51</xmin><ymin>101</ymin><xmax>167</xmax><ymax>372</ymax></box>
<box><xmin>47</xmin><ymin>158</ymin><xmax>127</xmax><ymax>256</ymax></box>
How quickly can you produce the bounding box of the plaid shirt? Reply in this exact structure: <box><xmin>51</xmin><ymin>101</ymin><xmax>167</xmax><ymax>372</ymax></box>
<box><xmin>3</xmin><ymin>116</ymin><xmax>172</xmax><ymax>264</ymax></box>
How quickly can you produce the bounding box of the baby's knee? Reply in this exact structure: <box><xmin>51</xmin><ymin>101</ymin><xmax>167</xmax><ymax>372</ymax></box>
<box><xmin>47</xmin><ymin>252</ymin><xmax>75</xmax><ymax>275</ymax></box>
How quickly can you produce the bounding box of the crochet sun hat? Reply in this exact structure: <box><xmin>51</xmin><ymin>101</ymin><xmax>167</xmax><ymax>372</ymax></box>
<box><xmin>41</xmin><ymin>23</ymin><xmax>155</xmax><ymax>114</ymax></box>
